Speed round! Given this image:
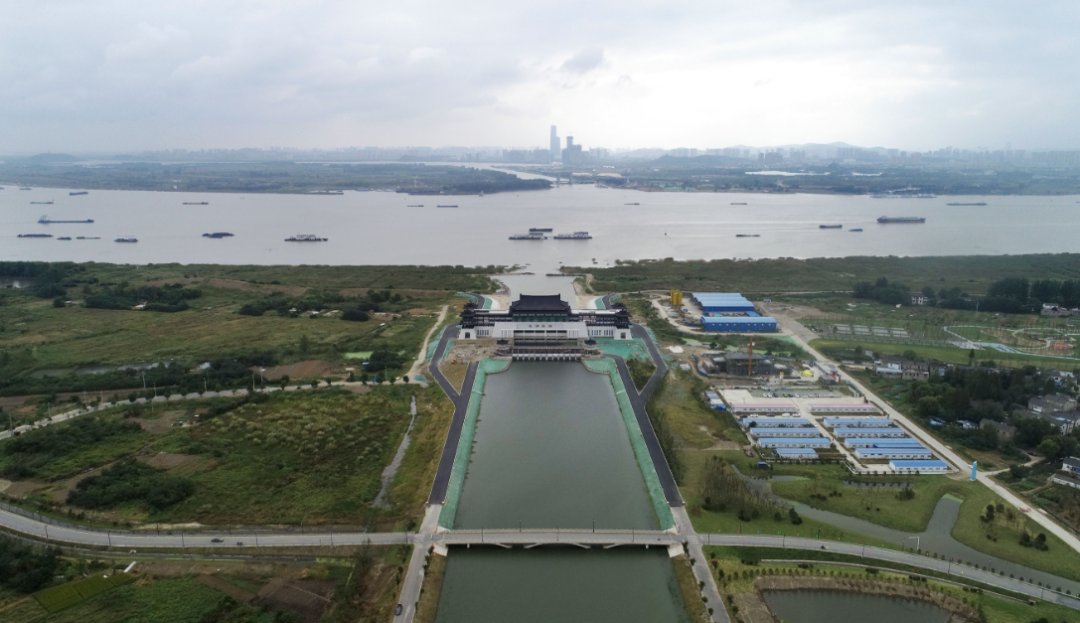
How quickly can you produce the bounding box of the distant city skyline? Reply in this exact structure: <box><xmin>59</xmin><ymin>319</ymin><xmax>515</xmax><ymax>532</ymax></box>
<box><xmin>1</xmin><ymin>1</ymin><xmax>1077</xmax><ymax>153</ymax></box>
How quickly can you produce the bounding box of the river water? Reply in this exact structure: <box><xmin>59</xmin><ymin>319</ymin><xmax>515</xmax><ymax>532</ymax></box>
<box><xmin>4</xmin><ymin>184</ymin><xmax>1080</xmax><ymax>272</ymax></box>
<box><xmin>452</xmin><ymin>362</ymin><xmax>657</xmax><ymax>530</ymax></box>
<box><xmin>763</xmin><ymin>590</ymin><xmax>950</xmax><ymax>623</ymax></box>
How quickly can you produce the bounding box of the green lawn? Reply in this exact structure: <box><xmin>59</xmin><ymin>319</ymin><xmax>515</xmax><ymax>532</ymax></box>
<box><xmin>770</xmin><ymin>468</ymin><xmax>1080</xmax><ymax>582</ymax></box>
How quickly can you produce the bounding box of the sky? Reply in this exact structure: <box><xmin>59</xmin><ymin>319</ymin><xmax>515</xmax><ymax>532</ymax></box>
<box><xmin>1</xmin><ymin>0</ymin><xmax>1078</xmax><ymax>153</ymax></box>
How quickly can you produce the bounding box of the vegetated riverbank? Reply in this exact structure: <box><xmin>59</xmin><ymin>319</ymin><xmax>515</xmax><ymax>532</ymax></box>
<box><xmin>759</xmin><ymin>576</ymin><xmax>975</xmax><ymax>622</ymax></box>
<box><xmin>0</xmin><ymin>261</ymin><xmax>489</xmax><ymax>402</ymax></box>
<box><xmin>0</xmin><ymin>161</ymin><xmax>552</xmax><ymax>194</ymax></box>
<box><xmin>569</xmin><ymin>253</ymin><xmax>1080</xmax><ymax>295</ymax></box>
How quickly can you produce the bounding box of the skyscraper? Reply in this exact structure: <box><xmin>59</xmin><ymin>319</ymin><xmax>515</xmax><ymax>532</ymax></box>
<box><xmin>550</xmin><ymin>125</ymin><xmax>560</xmax><ymax>159</ymax></box>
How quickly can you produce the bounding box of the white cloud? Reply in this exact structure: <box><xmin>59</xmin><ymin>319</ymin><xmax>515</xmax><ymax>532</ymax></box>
<box><xmin>0</xmin><ymin>0</ymin><xmax>1077</xmax><ymax>152</ymax></box>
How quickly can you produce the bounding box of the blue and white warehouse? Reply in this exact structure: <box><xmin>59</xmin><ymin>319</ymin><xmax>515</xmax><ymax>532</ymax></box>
<box><xmin>701</xmin><ymin>316</ymin><xmax>778</xmax><ymax>333</ymax></box>
<box><xmin>691</xmin><ymin>293</ymin><xmax>756</xmax><ymax>313</ymax></box>
<box><xmin>890</xmin><ymin>460</ymin><xmax>950</xmax><ymax>474</ymax></box>
<box><xmin>775</xmin><ymin>448</ymin><xmax>819</xmax><ymax>459</ymax></box>
<box><xmin>832</xmin><ymin>428</ymin><xmax>909</xmax><ymax>438</ymax></box>
<box><xmin>855</xmin><ymin>448</ymin><xmax>934</xmax><ymax>459</ymax></box>
<box><xmin>757</xmin><ymin>437</ymin><xmax>831</xmax><ymax>448</ymax></box>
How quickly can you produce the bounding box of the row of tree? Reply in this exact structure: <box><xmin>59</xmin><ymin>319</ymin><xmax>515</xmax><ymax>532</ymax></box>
<box><xmin>854</xmin><ymin>275</ymin><xmax>1080</xmax><ymax>312</ymax></box>
<box><xmin>84</xmin><ymin>282</ymin><xmax>202</xmax><ymax>312</ymax></box>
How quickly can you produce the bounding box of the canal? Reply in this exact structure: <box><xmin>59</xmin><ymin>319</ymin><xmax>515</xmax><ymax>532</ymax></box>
<box><xmin>435</xmin><ymin>360</ymin><xmax>689</xmax><ymax>622</ymax></box>
<box><xmin>452</xmin><ymin>361</ymin><xmax>658</xmax><ymax>531</ymax></box>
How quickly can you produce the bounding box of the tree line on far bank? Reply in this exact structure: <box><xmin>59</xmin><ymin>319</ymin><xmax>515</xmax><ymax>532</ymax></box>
<box><xmin>854</xmin><ymin>276</ymin><xmax>1080</xmax><ymax>313</ymax></box>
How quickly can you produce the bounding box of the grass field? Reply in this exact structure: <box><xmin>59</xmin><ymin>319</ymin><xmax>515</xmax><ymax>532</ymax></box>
<box><xmin>769</xmin><ymin>468</ymin><xmax>1080</xmax><ymax>582</ymax></box>
<box><xmin>149</xmin><ymin>388</ymin><xmax>421</xmax><ymax>525</ymax></box>
<box><xmin>649</xmin><ymin>368</ymin><xmax>746</xmax><ymax>450</ymax></box>
<box><xmin>33</xmin><ymin>573</ymin><xmax>135</xmax><ymax>613</ymax></box>
<box><xmin>2</xmin><ymin>388</ymin><xmax>444</xmax><ymax>527</ymax></box>
<box><xmin>0</xmin><ymin>280</ymin><xmax>446</xmax><ymax>371</ymax></box>
<box><xmin>414</xmin><ymin>550</ymin><xmax>446</xmax><ymax>623</ymax></box>
<box><xmin>28</xmin><ymin>576</ymin><xmax>273</xmax><ymax>623</ymax></box>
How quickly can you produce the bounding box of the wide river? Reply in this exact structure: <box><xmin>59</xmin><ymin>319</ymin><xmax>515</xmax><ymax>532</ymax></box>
<box><xmin>4</xmin><ymin>181</ymin><xmax>1080</xmax><ymax>272</ymax></box>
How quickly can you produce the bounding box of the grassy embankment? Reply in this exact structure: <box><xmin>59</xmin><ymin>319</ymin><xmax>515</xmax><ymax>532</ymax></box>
<box><xmin>671</xmin><ymin>553</ymin><xmax>711</xmax><ymax>622</ymax></box>
<box><xmin>414</xmin><ymin>549</ymin><xmax>446</xmax><ymax>623</ymax></box>
<box><xmin>703</xmin><ymin>545</ymin><xmax>1080</xmax><ymax>623</ymax></box>
<box><xmin>570</xmin><ymin>254</ymin><xmax>1080</xmax><ymax>295</ymax></box>
<box><xmin>1</xmin><ymin>387</ymin><xmax>453</xmax><ymax>530</ymax></box>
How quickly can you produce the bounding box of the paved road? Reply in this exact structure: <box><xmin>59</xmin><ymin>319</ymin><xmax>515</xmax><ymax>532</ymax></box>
<box><xmin>606</xmin><ymin>353</ymin><xmax>683</xmax><ymax>507</ymax></box>
<box><xmin>426</xmin><ymin>324</ymin><xmax>481</xmax><ymax>504</ymax></box>
<box><xmin>5</xmin><ymin>502</ymin><xmax>1076</xmax><ymax>612</ymax></box>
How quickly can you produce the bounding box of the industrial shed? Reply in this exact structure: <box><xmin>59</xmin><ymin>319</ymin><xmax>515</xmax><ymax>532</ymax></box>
<box><xmin>890</xmin><ymin>460</ymin><xmax>950</xmax><ymax>474</ymax></box>
<box><xmin>775</xmin><ymin>448</ymin><xmax>819</xmax><ymax>459</ymax></box>
<box><xmin>832</xmin><ymin>427</ymin><xmax>909</xmax><ymax>438</ymax></box>
<box><xmin>757</xmin><ymin>437</ymin><xmax>831</xmax><ymax>448</ymax></box>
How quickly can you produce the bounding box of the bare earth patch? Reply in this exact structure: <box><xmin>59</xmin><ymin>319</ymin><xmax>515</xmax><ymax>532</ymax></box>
<box><xmin>261</xmin><ymin>360</ymin><xmax>337</xmax><ymax>380</ymax></box>
<box><xmin>197</xmin><ymin>574</ymin><xmax>256</xmax><ymax>603</ymax></box>
<box><xmin>206</xmin><ymin>278</ymin><xmax>308</xmax><ymax>297</ymax></box>
<box><xmin>0</xmin><ymin>478</ymin><xmax>49</xmax><ymax>499</ymax></box>
<box><xmin>254</xmin><ymin>579</ymin><xmax>334</xmax><ymax>623</ymax></box>
<box><xmin>139</xmin><ymin>452</ymin><xmax>199</xmax><ymax>470</ymax></box>
<box><xmin>49</xmin><ymin>466</ymin><xmax>111</xmax><ymax>503</ymax></box>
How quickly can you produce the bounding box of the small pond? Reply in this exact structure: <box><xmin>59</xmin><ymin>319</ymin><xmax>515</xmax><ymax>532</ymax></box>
<box><xmin>763</xmin><ymin>590</ymin><xmax>951</xmax><ymax>623</ymax></box>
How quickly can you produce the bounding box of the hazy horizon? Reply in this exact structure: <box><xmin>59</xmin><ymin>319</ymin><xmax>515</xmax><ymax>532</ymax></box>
<box><xmin>2</xmin><ymin>1</ymin><xmax>1078</xmax><ymax>153</ymax></box>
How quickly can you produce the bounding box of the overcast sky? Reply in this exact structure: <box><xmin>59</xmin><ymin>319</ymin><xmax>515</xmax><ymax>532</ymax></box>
<box><xmin>1</xmin><ymin>0</ymin><xmax>1077</xmax><ymax>153</ymax></box>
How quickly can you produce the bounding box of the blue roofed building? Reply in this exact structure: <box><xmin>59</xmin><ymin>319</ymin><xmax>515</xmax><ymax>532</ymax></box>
<box><xmin>775</xmin><ymin>448</ymin><xmax>819</xmax><ymax>459</ymax></box>
<box><xmin>890</xmin><ymin>459</ymin><xmax>950</xmax><ymax>474</ymax></box>
<box><xmin>701</xmin><ymin>316</ymin><xmax>778</xmax><ymax>333</ymax></box>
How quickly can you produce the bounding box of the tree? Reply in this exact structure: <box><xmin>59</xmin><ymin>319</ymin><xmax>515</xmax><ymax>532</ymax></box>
<box><xmin>52</xmin><ymin>296</ymin><xmax>66</xmax><ymax>308</ymax></box>
<box><xmin>1038</xmin><ymin>437</ymin><xmax>1062</xmax><ymax>460</ymax></box>
<box><xmin>299</xmin><ymin>334</ymin><xmax>311</xmax><ymax>354</ymax></box>
<box><xmin>922</xmin><ymin>286</ymin><xmax>936</xmax><ymax>299</ymax></box>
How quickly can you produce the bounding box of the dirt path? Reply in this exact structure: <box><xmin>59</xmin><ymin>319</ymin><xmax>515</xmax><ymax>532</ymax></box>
<box><xmin>373</xmin><ymin>396</ymin><xmax>417</xmax><ymax>509</ymax></box>
<box><xmin>407</xmin><ymin>305</ymin><xmax>448</xmax><ymax>382</ymax></box>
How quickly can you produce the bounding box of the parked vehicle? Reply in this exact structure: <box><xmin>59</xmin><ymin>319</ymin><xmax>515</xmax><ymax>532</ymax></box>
<box><xmin>211</xmin><ymin>538</ymin><xmax>224</xmax><ymax>543</ymax></box>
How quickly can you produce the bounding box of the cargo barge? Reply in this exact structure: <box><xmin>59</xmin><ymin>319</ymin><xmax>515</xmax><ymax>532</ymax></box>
<box><xmin>183</xmin><ymin>202</ymin><xmax>210</xmax><ymax>205</ymax></box>
<box><xmin>819</xmin><ymin>224</ymin><xmax>843</xmax><ymax>229</ymax></box>
<box><xmin>18</xmin><ymin>233</ymin><xmax>53</xmax><ymax>238</ymax></box>
<box><xmin>285</xmin><ymin>234</ymin><xmax>328</xmax><ymax>242</ymax></box>
<box><xmin>202</xmin><ymin>232</ymin><xmax>235</xmax><ymax>238</ymax></box>
<box><xmin>115</xmin><ymin>237</ymin><xmax>138</xmax><ymax>243</ymax></box>
<box><xmin>509</xmin><ymin>232</ymin><xmax>547</xmax><ymax>240</ymax></box>
<box><xmin>39</xmin><ymin>215</ymin><xmax>94</xmax><ymax>224</ymax></box>
<box><xmin>877</xmin><ymin>216</ymin><xmax>926</xmax><ymax>224</ymax></box>
<box><xmin>69</xmin><ymin>191</ymin><xmax>89</xmax><ymax>196</ymax></box>
<box><xmin>554</xmin><ymin>231</ymin><xmax>592</xmax><ymax>240</ymax></box>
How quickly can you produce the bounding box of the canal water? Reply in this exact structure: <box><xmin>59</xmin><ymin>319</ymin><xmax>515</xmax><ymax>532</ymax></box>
<box><xmin>763</xmin><ymin>590</ymin><xmax>951</xmax><ymax>623</ymax></box>
<box><xmin>5</xmin><ymin>183</ymin><xmax>1080</xmax><ymax>270</ymax></box>
<box><xmin>437</xmin><ymin>360</ymin><xmax>687</xmax><ymax>622</ymax></box>
<box><xmin>452</xmin><ymin>361</ymin><xmax>658</xmax><ymax>530</ymax></box>
<box><xmin>435</xmin><ymin>549</ymin><xmax>690</xmax><ymax>623</ymax></box>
